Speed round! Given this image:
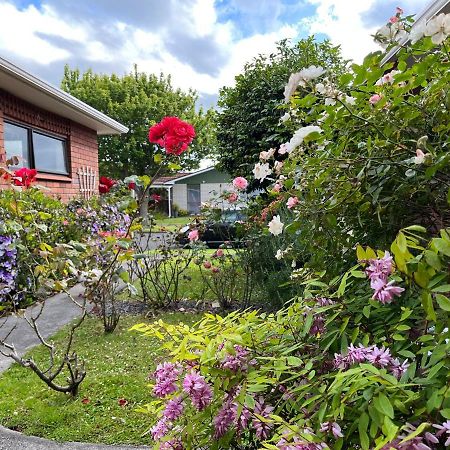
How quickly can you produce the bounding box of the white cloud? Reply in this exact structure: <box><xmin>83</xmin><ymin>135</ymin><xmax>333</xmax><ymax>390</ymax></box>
<box><xmin>302</xmin><ymin>0</ymin><xmax>429</xmax><ymax>63</ymax></box>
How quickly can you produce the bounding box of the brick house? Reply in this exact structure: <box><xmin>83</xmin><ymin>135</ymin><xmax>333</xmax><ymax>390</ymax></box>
<box><xmin>0</xmin><ymin>57</ymin><xmax>128</xmax><ymax>201</ymax></box>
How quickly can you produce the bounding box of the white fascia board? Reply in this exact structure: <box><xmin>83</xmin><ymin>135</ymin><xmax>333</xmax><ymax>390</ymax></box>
<box><xmin>0</xmin><ymin>57</ymin><xmax>128</xmax><ymax>135</ymax></box>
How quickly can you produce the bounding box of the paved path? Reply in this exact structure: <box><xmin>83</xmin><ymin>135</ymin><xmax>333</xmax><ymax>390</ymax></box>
<box><xmin>0</xmin><ymin>425</ymin><xmax>148</xmax><ymax>450</ymax></box>
<box><xmin>0</xmin><ymin>286</ymin><xmax>149</xmax><ymax>449</ymax></box>
<box><xmin>0</xmin><ymin>283</ymin><xmax>88</xmax><ymax>373</ymax></box>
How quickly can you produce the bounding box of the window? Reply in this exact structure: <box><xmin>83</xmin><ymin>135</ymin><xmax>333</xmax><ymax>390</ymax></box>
<box><xmin>187</xmin><ymin>184</ymin><xmax>201</xmax><ymax>214</ymax></box>
<box><xmin>4</xmin><ymin>121</ymin><xmax>68</xmax><ymax>175</ymax></box>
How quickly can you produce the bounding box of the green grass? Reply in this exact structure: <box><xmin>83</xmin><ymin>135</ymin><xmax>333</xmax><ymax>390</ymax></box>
<box><xmin>149</xmin><ymin>216</ymin><xmax>191</xmax><ymax>232</ymax></box>
<box><xmin>0</xmin><ymin>313</ymin><xmax>200</xmax><ymax>445</ymax></box>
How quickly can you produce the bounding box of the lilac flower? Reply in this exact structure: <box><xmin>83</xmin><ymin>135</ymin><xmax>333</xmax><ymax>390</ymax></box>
<box><xmin>320</xmin><ymin>421</ymin><xmax>344</xmax><ymax>438</ymax></box>
<box><xmin>365</xmin><ymin>345</ymin><xmax>392</xmax><ymax>367</ymax></box>
<box><xmin>159</xmin><ymin>439</ymin><xmax>184</xmax><ymax>450</ymax></box>
<box><xmin>153</xmin><ymin>362</ymin><xmax>180</xmax><ymax>398</ymax></box>
<box><xmin>347</xmin><ymin>343</ymin><xmax>371</xmax><ymax>365</ymax></box>
<box><xmin>380</xmin><ymin>424</ymin><xmax>438</xmax><ymax>450</ymax></box>
<box><xmin>316</xmin><ymin>297</ymin><xmax>335</xmax><ymax>306</ymax></box>
<box><xmin>163</xmin><ymin>397</ymin><xmax>184</xmax><ymax>421</ymax></box>
<box><xmin>365</xmin><ymin>251</ymin><xmax>393</xmax><ymax>282</ymax></box>
<box><xmin>252</xmin><ymin>396</ymin><xmax>274</xmax><ymax>440</ymax></box>
<box><xmin>433</xmin><ymin>420</ymin><xmax>450</xmax><ymax>446</ymax></box>
<box><xmin>213</xmin><ymin>398</ymin><xmax>236</xmax><ymax>438</ymax></box>
<box><xmin>371</xmin><ymin>279</ymin><xmax>405</xmax><ymax>304</ymax></box>
<box><xmin>182</xmin><ymin>370</ymin><xmax>213</xmax><ymax>410</ymax></box>
<box><xmin>389</xmin><ymin>358</ymin><xmax>410</xmax><ymax>379</ymax></box>
<box><xmin>221</xmin><ymin>345</ymin><xmax>250</xmax><ymax>372</ymax></box>
<box><xmin>236</xmin><ymin>405</ymin><xmax>252</xmax><ymax>433</ymax></box>
<box><xmin>0</xmin><ymin>235</ymin><xmax>19</xmax><ymax>305</ymax></box>
<box><xmin>150</xmin><ymin>417</ymin><xmax>171</xmax><ymax>440</ymax></box>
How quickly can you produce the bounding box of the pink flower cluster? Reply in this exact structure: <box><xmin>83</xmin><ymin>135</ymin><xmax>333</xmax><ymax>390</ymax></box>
<box><xmin>334</xmin><ymin>344</ymin><xmax>409</xmax><ymax>379</ymax></box>
<box><xmin>253</xmin><ymin>397</ymin><xmax>275</xmax><ymax>439</ymax></box>
<box><xmin>153</xmin><ymin>362</ymin><xmax>180</xmax><ymax>397</ymax></box>
<box><xmin>221</xmin><ymin>345</ymin><xmax>250</xmax><ymax>372</ymax></box>
<box><xmin>277</xmin><ymin>433</ymin><xmax>327</xmax><ymax>450</ymax></box>
<box><xmin>364</xmin><ymin>252</ymin><xmax>405</xmax><ymax>304</ymax></box>
<box><xmin>182</xmin><ymin>370</ymin><xmax>213</xmax><ymax>410</ymax></box>
<box><xmin>213</xmin><ymin>397</ymin><xmax>236</xmax><ymax>438</ymax></box>
<box><xmin>320</xmin><ymin>421</ymin><xmax>343</xmax><ymax>438</ymax></box>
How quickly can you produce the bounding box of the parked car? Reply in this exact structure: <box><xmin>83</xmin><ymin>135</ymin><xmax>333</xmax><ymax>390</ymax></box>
<box><xmin>176</xmin><ymin>210</ymin><xmax>245</xmax><ymax>248</ymax></box>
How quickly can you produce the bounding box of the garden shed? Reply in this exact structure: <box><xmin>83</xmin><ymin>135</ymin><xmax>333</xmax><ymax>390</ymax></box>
<box><xmin>0</xmin><ymin>56</ymin><xmax>128</xmax><ymax>201</ymax></box>
<box><xmin>152</xmin><ymin>166</ymin><xmax>233</xmax><ymax>216</ymax></box>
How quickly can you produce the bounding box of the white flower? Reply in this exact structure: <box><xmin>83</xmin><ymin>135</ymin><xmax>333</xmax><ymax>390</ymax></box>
<box><xmin>253</xmin><ymin>163</ymin><xmax>272</xmax><ymax>182</ymax></box>
<box><xmin>280</xmin><ymin>112</ymin><xmax>291</xmax><ymax>122</ymax></box>
<box><xmin>275</xmin><ymin>249</ymin><xmax>284</xmax><ymax>260</ymax></box>
<box><xmin>260</xmin><ymin>148</ymin><xmax>276</xmax><ymax>161</ymax></box>
<box><xmin>291</xmin><ymin>259</ymin><xmax>297</xmax><ymax>268</ymax></box>
<box><xmin>283</xmin><ymin>66</ymin><xmax>325</xmax><ymax>102</ymax></box>
<box><xmin>286</xmin><ymin>126</ymin><xmax>322</xmax><ymax>153</ymax></box>
<box><xmin>278</xmin><ymin>143</ymin><xmax>289</xmax><ymax>155</ymax></box>
<box><xmin>375</xmin><ymin>70</ymin><xmax>401</xmax><ymax>86</ymax></box>
<box><xmin>410</xmin><ymin>21</ymin><xmax>426</xmax><ymax>44</ymax></box>
<box><xmin>274</xmin><ymin>160</ymin><xmax>284</xmax><ymax>174</ymax></box>
<box><xmin>425</xmin><ymin>13</ymin><xmax>450</xmax><ymax>45</ymax></box>
<box><xmin>375</xmin><ymin>22</ymin><xmax>408</xmax><ymax>48</ymax></box>
<box><xmin>345</xmin><ymin>95</ymin><xmax>356</xmax><ymax>105</ymax></box>
<box><xmin>414</xmin><ymin>149</ymin><xmax>427</xmax><ymax>165</ymax></box>
<box><xmin>324</xmin><ymin>98</ymin><xmax>336</xmax><ymax>106</ymax></box>
<box><xmin>268</xmin><ymin>215</ymin><xmax>284</xmax><ymax>236</ymax></box>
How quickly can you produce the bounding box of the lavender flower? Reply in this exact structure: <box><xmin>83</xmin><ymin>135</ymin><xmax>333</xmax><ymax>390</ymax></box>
<box><xmin>221</xmin><ymin>345</ymin><xmax>250</xmax><ymax>372</ymax></box>
<box><xmin>213</xmin><ymin>398</ymin><xmax>236</xmax><ymax>438</ymax></box>
<box><xmin>153</xmin><ymin>362</ymin><xmax>180</xmax><ymax>398</ymax></box>
<box><xmin>182</xmin><ymin>371</ymin><xmax>213</xmax><ymax>411</ymax></box>
<box><xmin>433</xmin><ymin>420</ymin><xmax>450</xmax><ymax>446</ymax></box>
<box><xmin>163</xmin><ymin>397</ymin><xmax>184</xmax><ymax>421</ymax></box>
<box><xmin>252</xmin><ymin>396</ymin><xmax>274</xmax><ymax>440</ymax></box>
<box><xmin>320</xmin><ymin>421</ymin><xmax>344</xmax><ymax>438</ymax></box>
<box><xmin>150</xmin><ymin>417</ymin><xmax>171</xmax><ymax>440</ymax></box>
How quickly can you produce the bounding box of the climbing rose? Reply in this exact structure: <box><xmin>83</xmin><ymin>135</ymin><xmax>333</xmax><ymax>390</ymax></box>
<box><xmin>369</xmin><ymin>94</ymin><xmax>382</xmax><ymax>104</ymax></box>
<box><xmin>232</xmin><ymin>177</ymin><xmax>248</xmax><ymax>190</ymax></box>
<box><xmin>12</xmin><ymin>167</ymin><xmax>37</xmax><ymax>188</ymax></box>
<box><xmin>287</xmin><ymin>196</ymin><xmax>299</xmax><ymax>209</ymax></box>
<box><xmin>182</xmin><ymin>371</ymin><xmax>212</xmax><ymax>410</ymax></box>
<box><xmin>148</xmin><ymin>116</ymin><xmax>195</xmax><ymax>156</ymax></box>
<box><xmin>188</xmin><ymin>229</ymin><xmax>199</xmax><ymax>241</ymax></box>
<box><xmin>253</xmin><ymin>162</ymin><xmax>272</xmax><ymax>182</ymax></box>
<box><xmin>227</xmin><ymin>192</ymin><xmax>238</xmax><ymax>203</ymax></box>
<box><xmin>268</xmin><ymin>215</ymin><xmax>284</xmax><ymax>236</ymax></box>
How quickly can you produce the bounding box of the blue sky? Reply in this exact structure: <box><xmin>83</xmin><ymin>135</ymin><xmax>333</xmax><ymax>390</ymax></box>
<box><xmin>0</xmin><ymin>0</ymin><xmax>428</xmax><ymax>108</ymax></box>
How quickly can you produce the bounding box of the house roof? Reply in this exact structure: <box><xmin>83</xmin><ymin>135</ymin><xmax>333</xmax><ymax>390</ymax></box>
<box><xmin>381</xmin><ymin>0</ymin><xmax>450</xmax><ymax>65</ymax></box>
<box><xmin>152</xmin><ymin>166</ymin><xmax>217</xmax><ymax>186</ymax></box>
<box><xmin>0</xmin><ymin>57</ymin><xmax>128</xmax><ymax>135</ymax></box>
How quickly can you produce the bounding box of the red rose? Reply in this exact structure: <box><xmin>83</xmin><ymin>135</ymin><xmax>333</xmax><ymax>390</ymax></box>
<box><xmin>13</xmin><ymin>168</ymin><xmax>37</xmax><ymax>188</ymax></box>
<box><xmin>148</xmin><ymin>116</ymin><xmax>195</xmax><ymax>156</ymax></box>
<box><xmin>128</xmin><ymin>182</ymin><xmax>136</xmax><ymax>190</ymax></box>
<box><xmin>99</xmin><ymin>176</ymin><xmax>116</xmax><ymax>194</ymax></box>
<box><xmin>151</xmin><ymin>193</ymin><xmax>161</xmax><ymax>202</ymax></box>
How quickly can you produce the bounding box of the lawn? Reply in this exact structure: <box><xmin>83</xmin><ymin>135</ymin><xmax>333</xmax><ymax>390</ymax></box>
<box><xmin>0</xmin><ymin>313</ymin><xmax>201</xmax><ymax>445</ymax></box>
<box><xmin>149</xmin><ymin>216</ymin><xmax>192</xmax><ymax>232</ymax></box>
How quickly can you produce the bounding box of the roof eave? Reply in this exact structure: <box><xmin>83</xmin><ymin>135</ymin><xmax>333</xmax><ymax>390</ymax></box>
<box><xmin>0</xmin><ymin>57</ymin><xmax>128</xmax><ymax>135</ymax></box>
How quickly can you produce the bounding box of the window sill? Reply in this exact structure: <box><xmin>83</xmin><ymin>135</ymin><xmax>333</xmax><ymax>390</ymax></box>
<box><xmin>36</xmin><ymin>173</ymin><xmax>72</xmax><ymax>182</ymax></box>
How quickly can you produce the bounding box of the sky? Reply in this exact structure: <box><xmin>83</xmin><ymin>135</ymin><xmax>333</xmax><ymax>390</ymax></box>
<box><xmin>0</xmin><ymin>0</ymin><xmax>429</xmax><ymax>110</ymax></box>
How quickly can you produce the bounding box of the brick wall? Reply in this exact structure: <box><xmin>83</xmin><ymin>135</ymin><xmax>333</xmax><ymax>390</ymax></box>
<box><xmin>0</xmin><ymin>90</ymin><xmax>99</xmax><ymax>202</ymax></box>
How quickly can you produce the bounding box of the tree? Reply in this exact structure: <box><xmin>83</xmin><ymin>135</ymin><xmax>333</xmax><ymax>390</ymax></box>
<box><xmin>61</xmin><ymin>65</ymin><xmax>217</xmax><ymax>178</ymax></box>
<box><xmin>216</xmin><ymin>37</ymin><xmax>345</xmax><ymax>179</ymax></box>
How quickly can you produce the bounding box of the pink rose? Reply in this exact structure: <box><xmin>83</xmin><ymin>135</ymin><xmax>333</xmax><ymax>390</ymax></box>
<box><xmin>287</xmin><ymin>196</ymin><xmax>299</xmax><ymax>209</ymax></box>
<box><xmin>203</xmin><ymin>261</ymin><xmax>212</xmax><ymax>269</ymax></box>
<box><xmin>369</xmin><ymin>94</ymin><xmax>382</xmax><ymax>105</ymax></box>
<box><xmin>215</xmin><ymin>249</ymin><xmax>224</xmax><ymax>257</ymax></box>
<box><xmin>188</xmin><ymin>229</ymin><xmax>199</xmax><ymax>241</ymax></box>
<box><xmin>227</xmin><ymin>192</ymin><xmax>238</xmax><ymax>203</ymax></box>
<box><xmin>389</xmin><ymin>16</ymin><xmax>399</xmax><ymax>23</ymax></box>
<box><xmin>273</xmin><ymin>183</ymin><xmax>282</xmax><ymax>193</ymax></box>
<box><xmin>232</xmin><ymin>177</ymin><xmax>248</xmax><ymax>190</ymax></box>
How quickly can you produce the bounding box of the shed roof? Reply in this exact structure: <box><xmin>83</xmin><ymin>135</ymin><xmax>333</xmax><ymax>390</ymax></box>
<box><xmin>0</xmin><ymin>57</ymin><xmax>128</xmax><ymax>135</ymax></box>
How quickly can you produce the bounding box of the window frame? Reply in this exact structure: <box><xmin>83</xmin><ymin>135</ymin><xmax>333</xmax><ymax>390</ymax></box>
<box><xmin>4</xmin><ymin>119</ymin><xmax>70</xmax><ymax>176</ymax></box>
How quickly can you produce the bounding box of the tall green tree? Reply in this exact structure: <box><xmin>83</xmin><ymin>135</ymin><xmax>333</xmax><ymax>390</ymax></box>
<box><xmin>61</xmin><ymin>65</ymin><xmax>217</xmax><ymax>178</ymax></box>
<box><xmin>216</xmin><ymin>37</ymin><xmax>345</xmax><ymax>178</ymax></box>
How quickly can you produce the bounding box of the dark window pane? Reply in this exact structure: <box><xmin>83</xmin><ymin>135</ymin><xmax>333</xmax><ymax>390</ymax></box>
<box><xmin>33</xmin><ymin>132</ymin><xmax>68</xmax><ymax>174</ymax></box>
<box><xmin>4</xmin><ymin>122</ymin><xmax>29</xmax><ymax>167</ymax></box>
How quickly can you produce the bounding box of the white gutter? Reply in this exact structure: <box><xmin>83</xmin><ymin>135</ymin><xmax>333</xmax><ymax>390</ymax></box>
<box><xmin>380</xmin><ymin>0</ymin><xmax>450</xmax><ymax>65</ymax></box>
<box><xmin>0</xmin><ymin>57</ymin><xmax>128</xmax><ymax>135</ymax></box>
<box><xmin>163</xmin><ymin>166</ymin><xmax>216</xmax><ymax>184</ymax></box>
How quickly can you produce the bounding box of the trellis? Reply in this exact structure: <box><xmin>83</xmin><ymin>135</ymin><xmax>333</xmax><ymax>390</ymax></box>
<box><xmin>77</xmin><ymin>166</ymin><xmax>97</xmax><ymax>199</ymax></box>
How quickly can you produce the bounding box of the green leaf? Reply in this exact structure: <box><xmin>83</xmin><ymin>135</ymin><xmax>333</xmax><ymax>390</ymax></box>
<box><xmin>421</xmin><ymin>291</ymin><xmax>436</xmax><ymax>321</ymax></box>
<box><xmin>432</xmin><ymin>285</ymin><xmax>450</xmax><ymax>293</ymax></box>
<box><xmin>374</xmin><ymin>393</ymin><xmax>394</xmax><ymax>419</ymax></box>
<box><xmin>435</xmin><ymin>294</ymin><xmax>450</xmax><ymax>311</ymax></box>
<box><xmin>358</xmin><ymin>412</ymin><xmax>370</xmax><ymax>450</ymax></box>
<box><xmin>153</xmin><ymin>154</ymin><xmax>163</xmax><ymax>164</ymax></box>
<box><xmin>433</xmin><ymin>238</ymin><xmax>450</xmax><ymax>257</ymax></box>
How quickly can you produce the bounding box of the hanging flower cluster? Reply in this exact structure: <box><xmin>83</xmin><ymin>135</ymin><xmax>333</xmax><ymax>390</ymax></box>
<box><xmin>3</xmin><ymin>167</ymin><xmax>38</xmax><ymax>188</ymax></box>
<box><xmin>148</xmin><ymin>116</ymin><xmax>195</xmax><ymax>156</ymax></box>
<box><xmin>0</xmin><ymin>235</ymin><xmax>18</xmax><ymax>305</ymax></box>
<box><xmin>363</xmin><ymin>251</ymin><xmax>405</xmax><ymax>304</ymax></box>
<box><xmin>334</xmin><ymin>344</ymin><xmax>409</xmax><ymax>379</ymax></box>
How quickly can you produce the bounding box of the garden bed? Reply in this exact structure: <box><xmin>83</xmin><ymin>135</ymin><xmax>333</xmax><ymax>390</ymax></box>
<box><xmin>0</xmin><ymin>313</ymin><xmax>200</xmax><ymax>445</ymax></box>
